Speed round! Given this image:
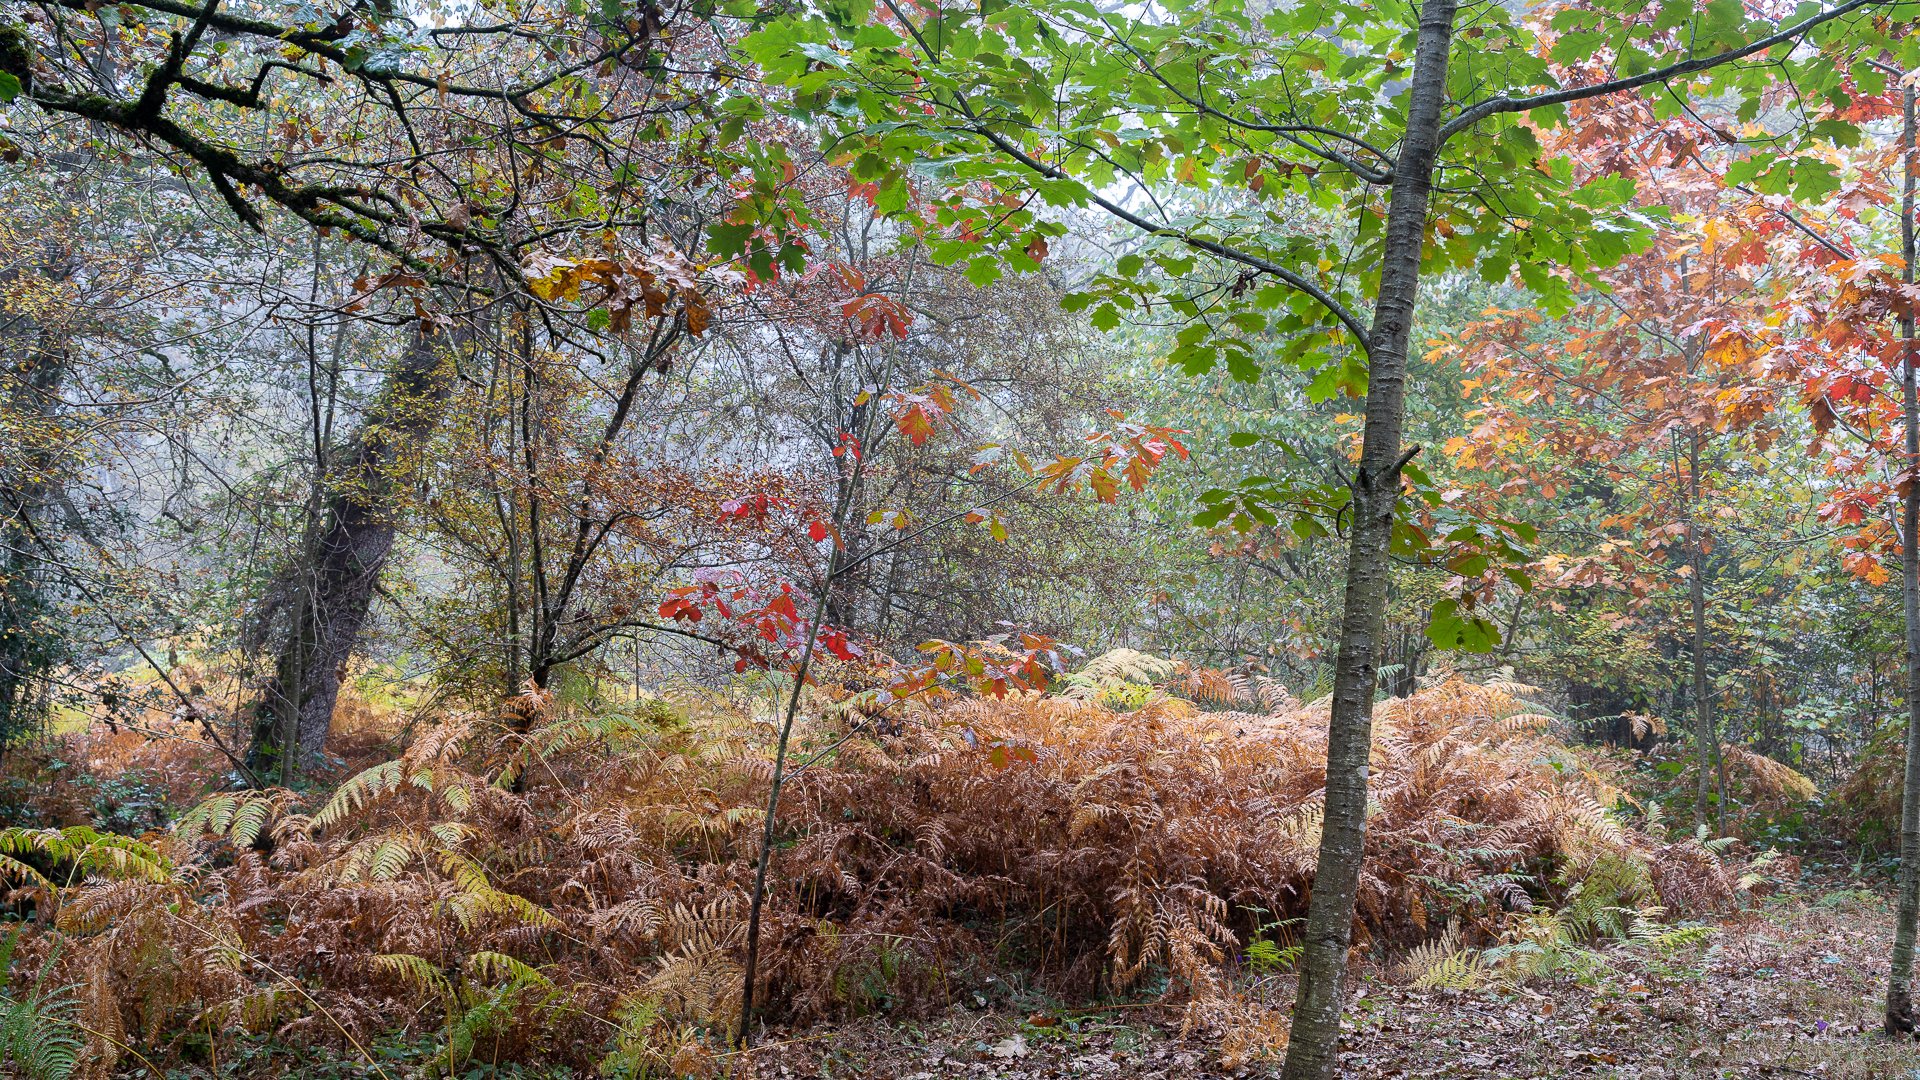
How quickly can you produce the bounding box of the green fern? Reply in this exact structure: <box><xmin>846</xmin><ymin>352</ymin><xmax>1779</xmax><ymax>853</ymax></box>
<box><xmin>1560</xmin><ymin>853</ymin><xmax>1652</xmax><ymax>940</ymax></box>
<box><xmin>173</xmin><ymin>791</ymin><xmax>288</xmax><ymax>848</ymax></box>
<box><xmin>599</xmin><ymin>993</ymin><xmax>709</xmax><ymax>1079</ymax></box>
<box><xmin>1696</xmin><ymin>824</ymin><xmax>1737</xmax><ymax>855</ymax></box>
<box><xmin>1737</xmin><ymin>848</ymin><xmax>1783</xmax><ymax>893</ymax></box>
<box><xmin>0</xmin><ymin>826</ymin><xmax>175</xmax><ymax>896</ymax></box>
<box><xmin>1402</xmin><ymin>923</ymin><xmax>1485</xmax><ymax>989</ymax></box>
<box><xmin>374</xmin><ymin>952</ymin><xmax>454</xmax><ymax>1002</ymax></box>
<box><xmin>440</xmin><ymin>853</ymin><xmax>560</xmax><ymax>931</ymax></box>
<box><xmin>1623</xmin><ymin>912</ymin><xmax>1715</xmax><ymax>954</ymax></box>
<box><xmin>449</xmin><ymin>952</ymin><xmax>555</xmax><ymax>1063</ymax></box>
<box><xmin>375</xmin><ymin>950</ymin><xmax>556</xmax><ymax>1069</ymax></box>
<box><xmin>312</xmin><ymin>760</ymin><xmax>407</xmax><ymax>831</ymax></box>
<box><xmin>1068</xmin><ymin>649</ymin><xmax>1179</xmax><ymax>689</ymax></box>
<box><xmin>1411</xmin><ymin>948</ymin><xmax>1487</xmax><ymax>990</ymax></box>
<box><xmin>0</xmin><ymin>927</ymin><xmax>81</xmax><ymax>1080</ymax></box>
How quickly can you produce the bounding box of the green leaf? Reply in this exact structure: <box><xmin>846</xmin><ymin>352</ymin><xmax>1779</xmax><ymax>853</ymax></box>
<box><xmin>707</xmin><ymin>221</ymin><xmax>754</xmax><ymax>258</ymax></box>
<box><xmin>1193</xmin><ymin>503</ymin><xmax>1232</xmax><ymax>528</ymax></box>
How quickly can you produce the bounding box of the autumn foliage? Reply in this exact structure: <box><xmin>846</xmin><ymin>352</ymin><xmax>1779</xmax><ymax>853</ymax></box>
<box><xmin>0</xmin><ymin>658</ymin><xmax>1756</xmax><ymax>1074</ymax></box>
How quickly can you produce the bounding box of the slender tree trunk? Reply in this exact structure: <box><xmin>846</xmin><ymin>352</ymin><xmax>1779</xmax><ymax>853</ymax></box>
<box><xmin>494</xmin><ymin>347</ymin><xmax>525</xmax><ymax>698</ymax></box>
<box><xmin>1280</xmin><ymin>0</ymin><xmax>1457</xmax><ymax>1075</ymax></box>
<box><xmin>514</xmin><ymin>311</ymin><xmax>683</xmax><ymax>706</ymax></box>
<box><xmin>247</xmin><ymin>325</ymin><xmax>460</xmax><ymax>772</ymax></box>
<box><xmin>517</xmin><ymin>301</ymin><xmax>558</xmax><ymax>702</ymax></box>
<box><xmin>503</xmin><ymin>504</ymin><xmax>523</xmax><ymax>696</ymax></box>
<box><xmin>1686</xmin><ymin>431</ymin><xmax>1722</xmax><ymax>835</ymax></box>
<box><xmin>1885</xmin><ymin>76</ymin><xmax>1920</xmax><ymax>1040</ymax></box>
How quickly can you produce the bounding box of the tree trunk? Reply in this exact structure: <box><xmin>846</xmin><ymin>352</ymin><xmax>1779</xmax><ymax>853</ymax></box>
<box><xmin>0</xmin><ymin>325</ymin><xmax>69</xmax><ymax>754</ymax></box>
<box><xmin>1279</xmin><ymin>0</ymin><xmax>1457</xmax><ymax>1075</ymax></box>
<box><xmin>1885</xmin><ymin>75</ymin><xmax>1920</xmax><ymax>1040</ymax></box>
<box><xmin>1686</xmin><ymin>431</ymin><xmax>1722</xmax><ymax>835</ymax></box>
<box><xmin>247</xmin><ymin>325</ymin><xmax>459</xmax><ymax>773</ymax></box>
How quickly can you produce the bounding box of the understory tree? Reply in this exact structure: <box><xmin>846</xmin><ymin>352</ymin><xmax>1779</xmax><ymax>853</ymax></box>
<box><xmin>751</xmin><ymin>0</ymin><xmax>1911</xmax><ymax>1069</ymax></box>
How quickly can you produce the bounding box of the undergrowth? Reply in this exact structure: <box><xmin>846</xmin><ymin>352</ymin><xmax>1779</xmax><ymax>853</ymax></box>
<box><xmin>0</xmin><ymin>657</ymin><xmax>1766</xmax><ymax>1075</ymax></box>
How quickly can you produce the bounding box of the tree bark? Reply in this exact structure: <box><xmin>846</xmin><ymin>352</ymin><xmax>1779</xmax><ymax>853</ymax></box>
<box><xmin>1885</xmin><ymin>75</ymin><xmax>1920</xmax><ymax>1040</ymax></box>
<box><xmin>246</xmin><ymin>325</ymin><xmax>460</xmax><ymax>773</ymax></box>
<box><xmin>1279</xmin><ymin>0</ymin><xmax>1458</xmax><ymax>1075</ymax></box>
<box><xmin>1686</xmin><ymin>431</ymin><xmax>1723</xmax><ymax>835</ymax></box>
<box><xmin>0</xmin><ymin>324</ymin><xmax>69</xmax><ymax>754</ymax></box>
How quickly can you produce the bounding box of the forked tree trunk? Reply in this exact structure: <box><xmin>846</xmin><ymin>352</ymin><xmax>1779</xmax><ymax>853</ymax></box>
<box><xmin>1279</xmin><ymin>0</ymin><xmax>1458</xmax><ymax>1075</ymax></box>
<box><xmin>1886</xmin><ymin>77</ymin><xmax>1920</xmax><ymax>1039</ymax></box>
<box><xmin>246</xmin><ymin>325</ymin><xmax>459</xmax><ymax>775</ymax></box>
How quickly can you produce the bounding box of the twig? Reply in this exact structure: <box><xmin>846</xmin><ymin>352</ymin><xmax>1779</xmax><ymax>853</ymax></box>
<box><xmin>713</xmin><ymin>1029</ymin><xmax>841</xmax><ymax>1059</ymax></box>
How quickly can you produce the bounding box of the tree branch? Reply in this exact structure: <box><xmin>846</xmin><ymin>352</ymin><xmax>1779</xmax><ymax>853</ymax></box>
<box><xmin>1089</xmin><ymin>10</ymin><xmax>1394</xmax><ymax>184</ymax></box>
<box><xmin>1438</xmin><ymin>0</ymin><xmax>1889</xmax><ymax>144</ymax></box>
<box><xmin>875</xmin><ymin>0</ymin><xmax>1374</xmax><ymax>352</ymax></box>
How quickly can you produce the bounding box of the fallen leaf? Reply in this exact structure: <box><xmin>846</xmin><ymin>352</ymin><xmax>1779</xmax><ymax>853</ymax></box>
<box><xmin>990</xmin><ymin>1034</ymin><xmax>1029</xmax><ymax>1060</ymax></box>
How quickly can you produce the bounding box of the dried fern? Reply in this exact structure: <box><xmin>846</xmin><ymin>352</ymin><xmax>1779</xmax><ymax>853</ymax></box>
<box><xmin>0</xmin><ymin>672</ymin><xmax>1724</xmax><ymax>1073</ymax></box>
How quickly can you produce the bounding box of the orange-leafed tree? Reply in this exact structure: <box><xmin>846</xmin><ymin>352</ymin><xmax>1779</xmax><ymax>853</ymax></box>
<box><xmin>1438</xmin><ymin>90</ymin><xmax>1844</xmax><ymax>833</ymax></box>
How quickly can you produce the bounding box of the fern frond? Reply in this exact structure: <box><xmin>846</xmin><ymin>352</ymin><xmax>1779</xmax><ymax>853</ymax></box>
<box><xmin>313</xmin><ymin>760</ymin><xmax>405</xmax><ymax>830</ymax></box>
<box><xmin>374</xmin><ymin>953</ymin><xmax>453</xmax><ymax>1002</ymax></box>
<box><xmin>0</xmin><ymin>826</ymin><xmax>175</xmax><ymax>891</ymax></box>
<box><xmin>198</xmin><ymin>987</ymin><xmax>296</xmax><ymax>1033</ymax></box>
<box><xmin>1064</xmin><ymin>649</ymin><xmax>1179</xmax><ymax>694</ymax></box>
<box><xmin>1719</xmin><ymin>745</ymin><xmax>1817</xmax><ymax>802</ymax></box>
<box><xmin>0</xmin><ymin>995</ymin><xmax>82</xmax><ymax>1080</ymax></box>
<box><xmin>1411</xmin><ymin>949</ymin><xmax>1486</xmax><ymax>990</ymax></box>
<box><xmin>469</xmin><ymin>951</ymin><xmax>551</xmax><ymax>989</ymax></box>
<box><xmin>175</xmin><ymin>790</ymin><xmax>291</xmax><ymax>848</ymax></box>
<box><xmin>0</xmin><ymin>929</ymin><xmax>81</xmax><ymax>1080</ymax></box>
<box><xmin>1638</xmin><ymin>923</ymin><xmax>1714</xmax><ymax>954</ymax></box>
<box><xmin>440</xmin><ymin>854</ymin><xmax>560</xmax><ymax>931</ymax></box>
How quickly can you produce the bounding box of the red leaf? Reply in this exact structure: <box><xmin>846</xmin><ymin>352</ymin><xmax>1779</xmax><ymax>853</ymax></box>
<box><xmin>821</xmin><ymin>630</ymin><xmax>859</xmax><ymax>662</ymax></box>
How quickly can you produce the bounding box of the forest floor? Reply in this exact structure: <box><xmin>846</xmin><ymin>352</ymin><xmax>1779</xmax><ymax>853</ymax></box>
<box><xmin>753</xmin><ymin>882</ymin><xmax>1920</xmax><ymax>1079</ymax></box>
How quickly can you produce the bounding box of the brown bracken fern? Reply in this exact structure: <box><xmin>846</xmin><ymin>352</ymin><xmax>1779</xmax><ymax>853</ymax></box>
<box><xmin>0</xmin><ymin>656</ymin><xmax>1741</xmax><ymax>1072</ymax></box>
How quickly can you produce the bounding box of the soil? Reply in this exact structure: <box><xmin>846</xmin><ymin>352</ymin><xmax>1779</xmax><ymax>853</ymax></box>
<box><xmin>748</xmin><ymin>883</ymin><xmax>1920</xmax><ymax>1079</ymax></box>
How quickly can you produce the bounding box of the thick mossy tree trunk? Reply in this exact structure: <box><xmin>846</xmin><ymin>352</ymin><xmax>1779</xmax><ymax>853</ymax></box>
<box><xmin>1887</xmin><ymin>77</ymin><xmax>1920</xmax><ymax>1040</ymax></box>
<box><xmin>1279</xmin><ymin>0</ymin><xmax>1458</xmax><ymax>1075</ymax></box>
<box><xmin>246</xmin><ymin>326</ymin><xmax>457</xmax><ymax>775</ymax></box>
